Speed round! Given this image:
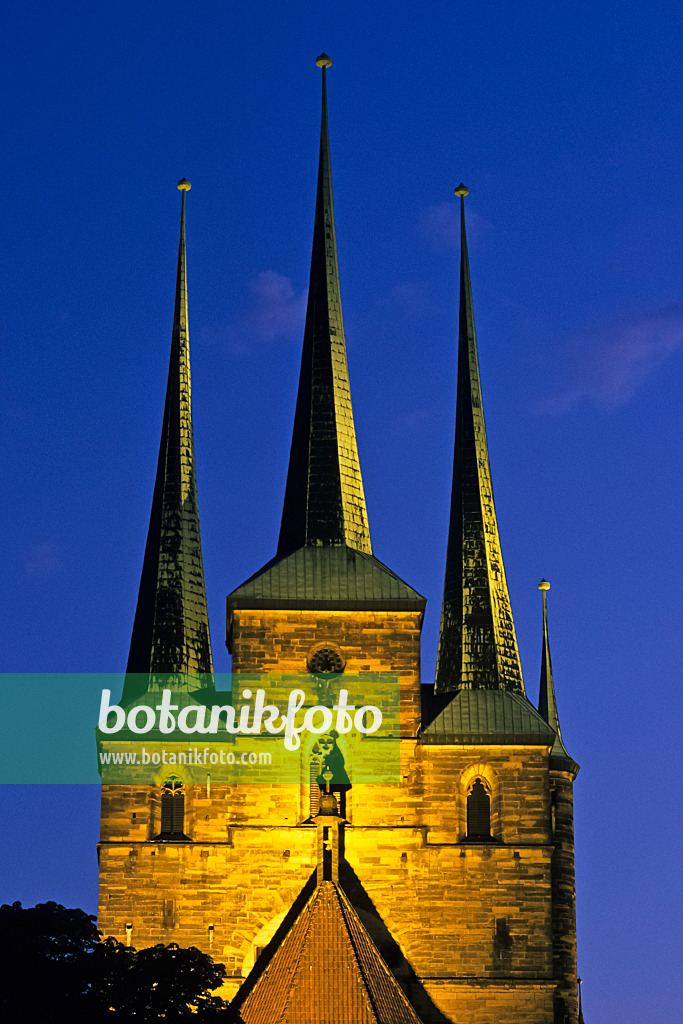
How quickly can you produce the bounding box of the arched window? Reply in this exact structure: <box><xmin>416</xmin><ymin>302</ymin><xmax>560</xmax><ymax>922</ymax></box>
<box><xmin>466</xmin><ymin>779</ymin><xmax>491</xmax><ymax>840</ymax></box>
<box><xmin>159</xmin><ymin>777</ymin><xmax>185</xmax><ymax>838</ymax></box>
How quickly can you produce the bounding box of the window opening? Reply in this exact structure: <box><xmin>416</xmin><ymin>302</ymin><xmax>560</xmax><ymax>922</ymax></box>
<box><xmin>307</xmin><ymin>644</ymin><xmax>345</xmax><ymax>675</ymax></box>
<box><xmin>158</xmin><ymin>777</ymin><xmax>186</xmax><ymax>839</ymax></box>
<box><xmin>466</xmin><ymin>779</ymin><xmax>491</xmax><ymax>839</ymax></box>
<box><xmin>308</xmin><ymin>733</ymin><xmax>350</xmax><ymax>819</ymax></box>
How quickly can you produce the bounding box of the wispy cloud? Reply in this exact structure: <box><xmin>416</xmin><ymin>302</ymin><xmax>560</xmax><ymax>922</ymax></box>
<box><xmin>540</xmin><ymin>303</ymin><xmax>683</xmax><ymax>413</ymax></box>
<box><xmin>417</xmin><ymin>202</ymin><xmax>488</xmax><ymax>252</ymax></box>
<box><xmin>241</xmin><ymin>271</ymin><xmax>308</xmax><ymax>342</ymax></box>
<box><xmin>202</xmin><ymin>271</ymin><xmax>308</xmax><ymax>353</ymax></box>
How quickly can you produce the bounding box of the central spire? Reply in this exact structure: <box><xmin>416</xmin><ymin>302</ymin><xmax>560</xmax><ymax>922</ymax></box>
<box><xmin>277</xmin><ymin>54</ymin><xmax>372</xmax><ymax>557</ymax></box>
<box><xmin>434</xmin><ymin>185</ymin><xmax>523</xmax><ymax>695</ymax></box>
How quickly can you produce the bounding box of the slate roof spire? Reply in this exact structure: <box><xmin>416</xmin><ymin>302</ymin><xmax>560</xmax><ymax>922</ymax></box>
<box><xmin>434</xmin><ymin>185</ymin><xmax>524</xmax><ymax>695</ymax></box>
<box><xmin>537</xmin><ymin>580</ymin><xmax>577</xmax><ymax>770</ymax></box>
<box><xmin>124</xmin><ymin>180</ymin><xmax>212</xmax><ymax>697</ymax></box>
<box><xmin>277</xmin><ymin>54</ymin><xmax>372</xmax><ymax>558</ymax></box>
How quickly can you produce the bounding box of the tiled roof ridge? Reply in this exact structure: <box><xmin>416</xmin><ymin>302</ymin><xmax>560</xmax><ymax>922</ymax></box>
<box><xmin>273</xmin><ymin>886</ymin><xmax>319</xmax><ymax>1024</ymax></box>
<box><xmin>235</xmin><ymin>879</ymin><xmax>424</xmax><ymax>1023</ymax></box>
<box><xmin>337</xmin><ymin>886</ymin><xmax>423</xmax><ymax>1023</ymax></box>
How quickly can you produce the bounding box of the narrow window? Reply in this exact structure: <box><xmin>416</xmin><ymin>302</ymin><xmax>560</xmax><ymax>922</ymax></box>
<box><xmin>162</xmin><ymin>899</ymin><xmax>174</xmax><ymax>926</ymax></box>
<box><xmin>467</xmin><ymin>779</ymin><xmax>491</xmax><ymax>839</ymax></box>
<box><xmin>494</xmin><ymin>917</ymin><xmax>513</xmax><ymax>959</ymax></box>
<box><xmin>309</xmin><ymin>735</ymin><xmax>350</xmax><ymax>819</ymax></box>
<box><xmin>550</xmin><ymin>788</ymin><xmax>557</xmax><ymax>835</ymax></box>
<box><xmin>159</xmin><ymin>777</ymin><xmax>185</xmax><ymax>838</ymax></box>
<box><xmin>309</xmin><ymin>745</ymin><xmax>323</xmax><ymax>818</ymax></box>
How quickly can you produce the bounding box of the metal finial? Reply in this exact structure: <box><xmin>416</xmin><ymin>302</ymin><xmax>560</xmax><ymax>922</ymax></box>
<box><xmin>454</xmin><ymin>183</ymin><xmax>469</xmax><ymax>197</ymax></box>
<box><xmin>177</xmin><ymin>178</ymin><xmax>191</xmax><ymax>191</ymax></box>
<box><xmin>316</xmin><ymin>53</ymin><xmax>333</xmax><ymax>68</ymax></box>
<box><xmin>538</xmin><ymin>579</ymin><xmax>550</xmax><ymax>591</ymax></box>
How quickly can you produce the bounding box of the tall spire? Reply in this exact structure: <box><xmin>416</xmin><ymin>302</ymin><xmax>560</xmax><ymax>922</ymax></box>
<box><xmin>124</xmin><ymin>180</ymin><xmax>212</xmax><ymax>695</ymax></box>
<box><xmin>277</xmin><ymin>54</ymin><xmax>372</xmax><ymax>558</ymax></box>
<box><xmin>434</xmin><ymin>185</ymin><xmax>524</xmax><ymax>695</ymax></box>
<box><xmin>537</xmin><ymin>580</ymin><xmax>574</xmax><ymax>765</ymax></box>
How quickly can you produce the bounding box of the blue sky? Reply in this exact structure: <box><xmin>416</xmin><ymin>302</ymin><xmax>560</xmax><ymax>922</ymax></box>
<box><xmin>2</xmin><ymin>3</ymin><xmax>682</xmax><ymax>1021</ymax></box>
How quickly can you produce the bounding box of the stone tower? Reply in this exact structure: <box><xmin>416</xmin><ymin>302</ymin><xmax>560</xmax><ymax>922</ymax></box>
<box><xmin>98</xmin><ymin>57</ymin><xmax>581</xmax><ymax>1024</ymax></box>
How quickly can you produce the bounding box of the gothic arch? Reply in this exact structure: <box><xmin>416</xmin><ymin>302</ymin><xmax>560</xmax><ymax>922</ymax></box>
<box><xmin>458</xmin><ymin>762</ymin><xmax>500</xmax><ymax>842</ymax></box>
<box><xmin>153</xmin><ymin>773</ymin><xmax>190</xmax><ymax>840</ymax></box>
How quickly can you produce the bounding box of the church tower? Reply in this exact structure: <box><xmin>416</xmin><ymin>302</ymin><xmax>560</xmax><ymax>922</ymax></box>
<box><xmin>416</xmin><ymin>185</ymin><xmax>580</xmax><ymax>1023</ymax></box>
<box><xmin>98</xmin><ymin>57</ymin><xmax>581</xmax><ymax>1024</ymax></box>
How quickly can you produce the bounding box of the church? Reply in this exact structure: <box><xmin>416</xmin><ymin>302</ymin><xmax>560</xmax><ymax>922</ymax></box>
<box><xmin>97</xmin><ymin>55</ymin><xmax>583</xmax><ymax>1024</ymax></box>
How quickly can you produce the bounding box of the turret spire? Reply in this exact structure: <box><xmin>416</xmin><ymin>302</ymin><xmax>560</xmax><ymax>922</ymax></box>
<box><xmin>578</xmin><ymin>977</ymin><xmax>586</xmax><ymax>1024</ymax></box>
<box><xmin>434</xmin><ymin>185</ymin><xmax>524</xmax><ymax>695</ymax></box>
<box><xmin>277</xmin><ymin>55</ymin><xmax>372</xmax><ymax>557</ymax></box>
<box><xmin>537</xmin><ymin>580</ymin><xmax>574</xmax><ymax>765</ymax></box>
<box><xmin>124</xmin><ymin>180</ymin><xmax>212</xmax><ymax>697</ymax></box>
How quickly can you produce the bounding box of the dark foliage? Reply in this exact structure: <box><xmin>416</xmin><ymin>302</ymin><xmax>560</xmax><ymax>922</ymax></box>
<box><xmin>0</xmin><ymin>901</ymin><xmax>228</xmax><ymax>1021</ymax></box>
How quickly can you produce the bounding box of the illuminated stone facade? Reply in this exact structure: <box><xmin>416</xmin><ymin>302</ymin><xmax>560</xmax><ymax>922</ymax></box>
<box><xmin>99</xmin><ymin>606</ymin><xmax>578</xmax><ymax>1022</ymax></box>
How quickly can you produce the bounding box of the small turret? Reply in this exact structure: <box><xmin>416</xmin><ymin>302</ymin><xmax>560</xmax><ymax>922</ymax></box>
<box><xmin>537</xmin><ymin>579</ymin><xmax>578</xmax><ymax>773</ymax></box>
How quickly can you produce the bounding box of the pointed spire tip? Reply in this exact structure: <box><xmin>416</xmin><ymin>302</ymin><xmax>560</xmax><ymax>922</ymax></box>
<box><xmin>177</xmin><ymin>178</ymin><xmax>191</xmax><ymax>191</ymax></box>
<box><xmin>316</xmin><ymin>52</ymin><xmax>333</xmax><ymax>68</ymax></box>
<box><xmin>539</xmin><ymin>578</ymin><xmax>550</xmax><ymax>591</ymax></box>
<box><xmin>454</xmin><ymin>183</ymin><xmax>469</xmax><ymax>197</ymax></box>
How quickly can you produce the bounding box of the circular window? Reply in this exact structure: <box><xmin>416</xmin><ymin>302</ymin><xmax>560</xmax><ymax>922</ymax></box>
<box><xmin>307</xmin><ymin>644</ymin><xmax>345</xmax><ymax>675</ymax></box>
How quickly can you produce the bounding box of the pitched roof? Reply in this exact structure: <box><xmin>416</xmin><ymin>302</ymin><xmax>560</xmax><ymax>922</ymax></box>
<box><xmin>227</xmin><ymin>545</ymin><xmax>425</xmax><ymax>627</ymax></box>
<box><xmin>124</xmin><ymin>182</ymin><xmax>212</xmax><ymax>701</ymax></box>
<box><xmin>277</xmin><ymin>55</ymin><xmax>372</xmax><ymax>559</ymax></box>
<box><xmin>435</xmin><ymin>187</ymin><xmax>523</xmax><ymax>697</ymax></box>
<box><xmin>421</xmin><ymin>688</ymin><xmax>554</xmax><ymax>745</ymax></box>
<box><xmin>234</xmin><ymin>881</ymin><xmax>423</xmax><ymax>1024</ymax></box>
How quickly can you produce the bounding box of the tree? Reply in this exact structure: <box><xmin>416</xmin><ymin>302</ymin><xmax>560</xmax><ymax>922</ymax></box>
<box><xmin>0</xmin><ymin>901</ymin><xmax>228</xmax><ymax>1021</ymax></box>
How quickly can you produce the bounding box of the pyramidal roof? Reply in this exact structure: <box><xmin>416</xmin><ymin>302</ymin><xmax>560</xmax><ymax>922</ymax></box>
<box><xmin>277</xmin><ymin>54</ymin><xmax>372</xmax><ymax>558</ymax></box>
<box><xmin>124</xmin><ymin>181</ymin><xmax>212</xmax><ymax>700</ymax></box>
<box><xmin>434</xmin><ymin>186</ymin><xmax>523</xmax><ymax>696</ymax></box>
<box><xmin>233</xmin><ymin>880</ymin><xmax>423</xmax><ymax>1024</ymax></box>
<box><xmin>227</xmin><ymin>545</ymin><xmax>424</xmax><ymax>621</ymax></box>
